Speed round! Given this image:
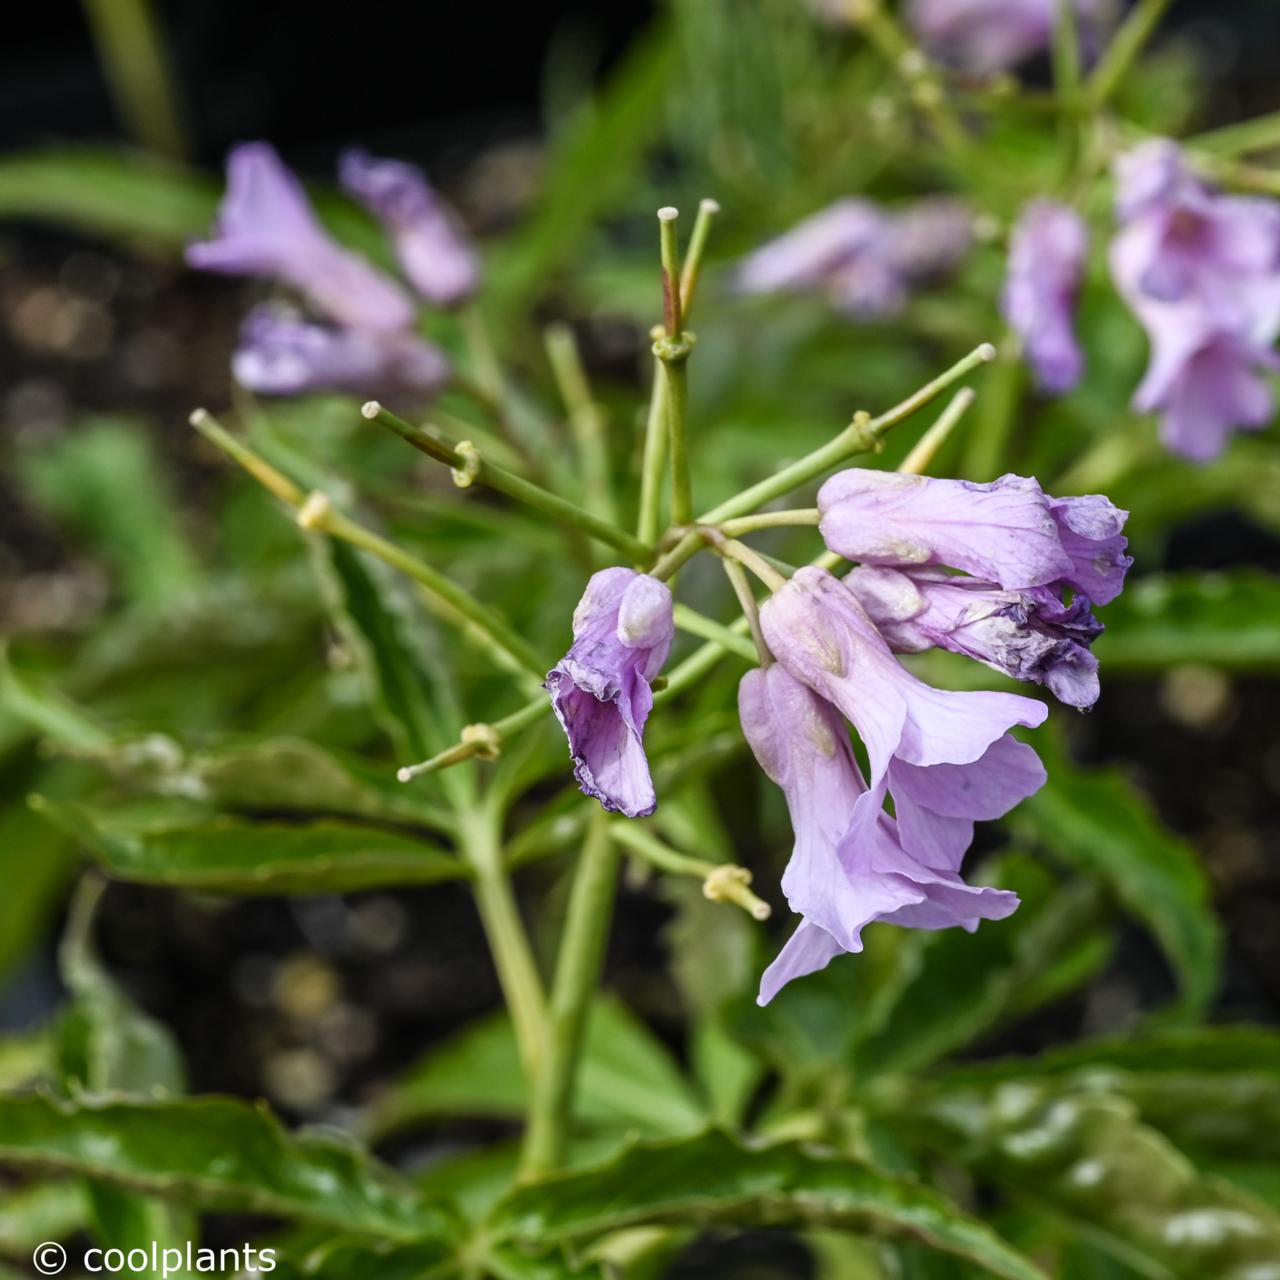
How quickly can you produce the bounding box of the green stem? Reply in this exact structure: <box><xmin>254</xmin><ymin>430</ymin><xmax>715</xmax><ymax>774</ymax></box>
<box><xmin>672</xmin><ymin>602</ymin><xmax>759</xmax><ymax>662</ymax></box>
<box><xmin>460</xmin><ymin>805</ymin><xmax>548</xmax><ymax>1086</ymax></box>
<box><xmin>961</xmin><ymin>337</ymin><xmax>1024</xmax><ymax>481</ymax></box>
<box><xmin>1086</xmin><ymin>0</ymin><xmax>1172</xmax><ymax>109</ymax></box>
<box><xmin>544</xmin><ymin>324</ymin><xmax>618</xmax><ymax>526</ymax></box>
<box><xmin>636</xmin><ymin>367</ymin><xmax>669</xmax><ymax>547</ymax></box>
<box><xmin>899</xmin><ymin>387</ymin><xmax>976</xmax><ymax>476</ymax></box>
<box><xmin>679</xmin><ymin>198</ymin><xmax>721</xmax><ymax>319</ymax></box>
<box><xmin>717</xmin><ymin>509</ymin><xmax>821</xmax><ymax>537</ymax></box>
<box><xmin>662</xmin><ymin>352</ymin><xmax>693</xmax><ymax>526</ymax></box>
<box><xmin>720</xmin><ymin>558</ymin><xmax>770</xmax><ymax>666</ymax></box>
<box><xmin>521</xmin><ymin>810</ymin><xmax>619</xmax><ymax>1178</ymax></box>
<box><xmin>658</xmin><ymin>207</ymin><xmax>683</xmax><ymax>337</ymax></box>
<box><xmin>1191</xmin><ymin>109</ymin><xmax>1280</xmax><ymax>158</ymax></box>
<box><xmin>719</xmin><ymin>538</ymin><xmax>788</xmax><ymax>592</ymax></box>
<box><xmin>79</xmin><ymin>0</ymin><xmax>186</xmax><ymax>158</ymax></box>
<box><xmin>397</xmin><ymin>698</ymin><xmax>549</xmax><ymax>781</ymax></box>
<box><xmin>365</xmin><ymin>403</ymin><xmax>648</xmax><ymax>560</ymax></box>
<box><xmin>1052</xmin><ymin>0</ymin><xmax>1083</xmax><ymax>104</ymax></box>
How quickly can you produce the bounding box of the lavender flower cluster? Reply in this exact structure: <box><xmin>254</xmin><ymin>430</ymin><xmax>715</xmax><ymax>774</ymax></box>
<box><xmin>188</xmin><ymin>143</ymin><xmax>478</xmax><ymax>403</ymax></box>
<box><xmin>548</xmin><ymin>471</ymin><xmax>1129</xmax><ymax>1003</ymax></box>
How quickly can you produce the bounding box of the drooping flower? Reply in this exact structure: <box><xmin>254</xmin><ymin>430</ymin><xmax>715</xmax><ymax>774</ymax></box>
<box><xmin>339</xmin><ymin>150</ymin><xmax>480</xmax><ymax>308</ymax></box>
<box><xmin>736</xmin><ymin>197</ymin><xmax>972</xmax><ymax>320</ymax></box>
<box><xmin>232</xmin><ymin>306</ymin><xmax>449</xmax><ymax>401</ymax></box>
<box><xmin>1002</xmin><ymin>200</ymin><xmax>1089</xmax><ymax>393</ymax></box>
<box><xmin>546</xmin><ymin>569</ymin><xmax>674</xmax><ymax>818</ymax></box>
<box><xmin>740</xmin><ymin>664</ymin><xmax>1022</xmax><ymax>1004</ymax></box>
<box><xmin>846</xmin><ymin>565</ymin><xmax>1103</xmax><ymax>708</ymax></box>
<box><xmin>758</xmin><ymin>567</ymin><xmax>1047</xmax><ymax>866</ymax></box>
<box><xmin>1110</xmin><ymin>139</ymin><xmax>1280</xmax><ymax>461</ymax></box>
<box><xmin>905</xmin><ymin>0</ymin><xmax>1111</xmax><ymax>75</ymax></box>
<box><xmin>187</xmin><ymin>142</ymin><xmax>415</xmax><ymax>332</ymax></box>
<box><xmin>817</xmin><ymin>469</ymin><xmax>1131</xmax><ymax>604</ymax></box>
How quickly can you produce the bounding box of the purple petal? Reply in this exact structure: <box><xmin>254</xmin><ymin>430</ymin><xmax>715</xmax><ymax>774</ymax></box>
<box><xmin>735</xmin><ymin>199</ymin><xmax>889</xmax><ymax>295</ymax></box>
<box><xmin>339</xmin><ymin>150</ymin><xmax>480</xmax><ymax>308</ymax></box>
<box><xmin>188</xmin><ymin>143</ymin><xmax>415</xmax><ymax>332</ymax></box>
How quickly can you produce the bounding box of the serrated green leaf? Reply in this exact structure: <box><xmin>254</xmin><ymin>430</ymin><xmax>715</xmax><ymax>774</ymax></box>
<box><xmin>1095</xmin><ymin>572</ymin><xmax>1280</xmax><ymax>672</ymax></box>
<box><xmin>1011</xmin><ymin>732</ymin><xmax>1220</xmax><ymax>1020</ymax></box>
<box><xmin>489</xmin><ymin>1131</ymin><xmax>1048</xmax><ymax>1280</ymax></box>
<box><xmin>0</xmin><ymin>1094</ymin><xmax>459</xmax><ymax>1243</ymax></box>
<box><xmin>908</xmin><ymin>1084</ymin><xmax>1280</xmax><ymax>1280</ymax></box>
<box><xmin>31</xmin><ymin>797</ymin><xmax>464</xmax><ymax>894</ymax></box>
<box><xmin>369</xmin><ymin>997</ymin><xmax>706</xmax><ymax>1140</ymax></box>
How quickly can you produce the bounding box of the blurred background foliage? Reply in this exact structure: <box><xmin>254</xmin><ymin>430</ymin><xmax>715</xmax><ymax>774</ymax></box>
<box><xmin>2</xmin><ymin>1</ymin><xmax>1280</xmax><ymax>1278</ymax></box>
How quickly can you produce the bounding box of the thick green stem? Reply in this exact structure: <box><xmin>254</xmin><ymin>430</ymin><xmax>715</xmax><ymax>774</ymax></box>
<box><xmin>460</xmin><ymin>806</ymin><xmax>548</xmax><ymax>1086</ymax></box>
<box><xmin>521</xmin><ymin>811</ymin><xmax>619</xmax><ymax>1178</ymax></box>
<box><xmin>1086</xmin><ymin>0</ymin><xmax>1172</xmax><ymax>109</ymax></box>
<box><xmin>365</xmin><ymin>403</ymin><xmax>647</xmax><ymax>560</ymax></box>
<box><xmin>661</xmin><ymin>352</ymin><xmax>693</xmax><ymax>527</ymax></box>
<box><xmin>636</xmin><ymin>367</ymin><xmax>669</xmax><ymax>547</ymax></box>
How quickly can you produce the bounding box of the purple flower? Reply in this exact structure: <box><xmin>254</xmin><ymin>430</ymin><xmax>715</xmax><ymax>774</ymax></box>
<box><xmin>739</xmin><ymin>664</ymin><xmax>1022</xmax><ymax>1004</ymax></box>
<box><xmin>817</xmin><ymin>470</ymin><xmax>1131</xmax><ymax>604</ymax></box>
<box><xmin>846</xmin><ymin>565</ymin><xmax>1103</xmax><ymax>708</ymax></box>
<box><xmin>188</xmin><ymin>143</ymin><xmax>414</xmax><ymax>332</ymax></box>
<box><xmin>339</xmin><ymin>150</ymin><xmax>480</xmax><ymax>308</ymax></box>
<box><xmin>546</xmin><ymin>569</ymin><xmax>674</xmax><ymax>818</ymax></box>
<box><xmin>736</xmin><ymin>197</ymin><xmax>971</xmax><ymax>320</ymax></box>
<box><xmin>1110</xmin><ymin>140</ymin><xmax>1280</xmax><ymax>461</ymax></box>
<box><xmin>906</xmin><ymin>0</ymin><xmax>1110</xmax><ymax>74</ymax></box>
<box><xmin>232</xmin><ymin>306</ymin><xmax>449</xmax><ymax>401</ymax></box>
<box><xmin>758</xmin><ymin>567</ymin><xmax>1047</xmax><ymax>867</ymax></box>
<box><xmin>1002</xmin><ymin>200</ymin><xmax>1089</xmax><ymax>393</ymax></box>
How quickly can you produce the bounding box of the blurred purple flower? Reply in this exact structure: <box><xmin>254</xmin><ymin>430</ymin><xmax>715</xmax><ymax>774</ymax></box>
<box><xmin>1110</xmin><ymin>139</ymin><xmax>1280</xmax><ymax>461</ymax></box>
<box><xmin>736</xmin><ymin>197</ymin><xmax>972</xmax><ymax>320</ymax></box>
<box><xmin>740</xmin><ymin>663</ymin><xmax>1022</xmax><ymax>1004</ymax></box>
<box><xmin>188</xmin><ymin>142</ymin><xmax>414</xmax><ymax>332</ymax></box>
<box><xmin>758</xmin><ymin>567</ymin><xmax>1047</xmax><ymax>866</ymax></box>
<box><xmin>1002</xmin><ymin>200</ymin><xmax>1089</xmax><ymax>393</ymax></box>
<box><xmin>340</xmin><ymin>150</ymin><xmax>480</xmax><ymax>308</ymax></box>
<box><xmin>546</xmin><ymin>568</ymin><xmax>674</xmax><ymax>818</ymax></box>
<box><xmin>817</xmin><ymin>469</ymin><xmax>1131</xmax><ymax>603</ymax></box>
<box><xmin>906</xmin><ymin>0</ymin><xmax>1111</xmax><ymax>74</ymax></box>
<box><xmin>847</xmin><ymin>565</ymin><xmax>1103</xmax><ymax>708</ymax></box>
<box><xmin>232</xmin><ymin>306</ymin><xmax>449</xmax><ymax>401</ymax></box>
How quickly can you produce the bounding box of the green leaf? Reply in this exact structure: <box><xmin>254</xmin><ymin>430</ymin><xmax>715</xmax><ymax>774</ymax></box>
<box><xmin>857</xmin><ymin>856</ymin><xmax>1112</xmax><ymax>1077</ymax></box>
<box><xmin>0</xmin><ymin>653</ymin><xmax>111</xmax><ymax>751</ymax></box>
<box><xmin>1095</xmin><ymin>572</ymin><xmax>1280</xmax><ymax>672</ymax></box>
<box><xmin>908</xmin><ymin>1084</ymin><xmax>1280</xmax><ymax>1280</ymax></box>
<box><xmin>0</xmin><ymin>1094</ymin><xmax>458</xmax><ymax>1243</ymax></box>
<box><xmin>249</xmin><ymin>1236</ymin><xmax>455</xmax><ymax>1280</ymax></box>
<box><xmin>489</xmin><ymin>1131</ymin><xmax>1048</xmax><ymax>1280</ymax></box>
<box><xmin>30</xmin><ymin>797</ymin><xmax>465</xmax><ymax>895</ymax></box>
<box><xmin>20</xmin><ymin>419</ymin><xmax>201</xmax><ymax>608</ymax></box>
<box><xmin>368</xmin><ymin>997</ymin><xmax>706</xmax><ymax>1140</ymax></box>
<box><xmin>0</xmin><ymin>1030</ymin><xmax>52</xmax><ymax>1092</ymax></box>
<box><xmin>486</xmin><ymin>1243</ymin><xmax>607</xmax><ymax>1280</ymax></box>
<box><xmin>0</xmin><ymin>1182</ymin><xmax>88</xmax><ymax>1256</ymax></box>
<box><xmin>0</xmin><ymin>148</ymin><xmax>217</xmax><ymax>250</ymax></box>
<box><xmin>63</xmin><ymin>733</ymin><xmax>452</xmax><ymax>832</ymax></box>
<box><xmin>1011</xmin><ymin>731</ymin><xmax>1220</xmax><ymax>1020</ymax></box>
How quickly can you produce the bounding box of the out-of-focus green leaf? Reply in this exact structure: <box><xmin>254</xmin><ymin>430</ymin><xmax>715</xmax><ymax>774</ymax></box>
<box><xmin>0</xmin><ymin>148</ymin><xmax>217</xmax><ymax>249</ymax></box>
<box><xmin>247</xmin><ymin>1236</ymin><xmax>456</xmax><ymax>1280</ymax></box>
<box><xmin>490</xmin><ymin>21</ymin><xmax>677</xmax><ymax>315</ymax></box>
<box><xmin>0</xmin><ymin>1181</ymin><xmax>87</xmax><ymax>1257</ymax></box>
<box><xmin>857</xmin><ymin>856</ymin><xmax>1112</xmax><ymax>1077</ymax></box>
<box><xmin>487</xmin><ymin>1243</ymin><xmax>606</xmax><ymax>1280</ymax></box>
<box><xmin>908</xmin><ymin>1084</ymin><xmax>1280</xmax><ymax>1280</ymax></box>
<box><xmin>0</xmin><ymin>1094</ymin><xmax>459</xmax><ymax>1242</ymax></box>
<box><xmin>488</xmin><ymin>1131</ymin><xmax>1048</xmax><ymax>1280</ymax></box>
<box><xmin>30</xmin><ymin>797</ymin><xmax>464</xmax><ymax>894</ymax></box>
<box><xmin>20</xmin><ymin>419</ymin><xmax>200</xmax><ymax>608</ymax></box>
<box><xmin>0</xmin><ymin>1031</ymin><xmax>52</xmax><ymax>1091</ymax></box>
<box><xmin>1095</xmin><ymin>572</ymin><xmax>1280</xmax><ymax>672</ymax></box>
<box><xmin>62</xmin><ymin>733</ymin><xmax>452</xmax><ymax>832</ymax></box>
<box><xmin>368</xmin><ymin>997</ymin><xmax>706</xmax><ymax>1140</ymax></box>
<box><xmin>1012</xmin><ymin>731</ymin><xmax>1220</xmax><ymax>1020</ymax></box>
<box><xmin>0</xmin><ymin>653</ymin><xmax>111</xmax><ymax>751</ymax></box>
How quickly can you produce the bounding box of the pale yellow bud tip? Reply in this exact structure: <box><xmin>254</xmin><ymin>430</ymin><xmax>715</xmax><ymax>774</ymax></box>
<box><xmin>657</xmin><ymin>206</ymin><xmax>679</xmax><ymax>222</ymax></box>
<box><xmin>189</xmin><ymin>408</ymin><xmax>210</xmax><ymax>427</ymax></box>
<box><xmin>978</xmin><ymin>342</ymin><xmax>997</xmax><ymax>362</ymax></box>
<box><xmin>700</xmin><ymin>197</ymin><xmax>721</xmax><ymax>214</ymax></box>
<box><xmin>360</xmin><ymin>400</ymin><xmax>382</xmax><ymax>419</ymax></box>
<box><xmin>296</xmin><ymin>491</ymin><xmax>333</xmax><ymax>531</ymax></box>
<box><xmin>395</xmin><ymin>767</ymin><xmax>413</xmax><ymax>784</ymax></box>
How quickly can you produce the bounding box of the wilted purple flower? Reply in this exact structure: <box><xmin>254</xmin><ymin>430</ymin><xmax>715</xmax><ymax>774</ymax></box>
<box><xmin>232</xmin><ymin>306</ymin><xmax>449</xmax><ymax>400</ymax></box>
<box><xmin>1002</xmin><ymin>200</ymin><xmax>1089</xmax><ymax>393</ymax></box>
<box><xmin>847</xmin><ymin>565</ymin><xmax>1103</xmax><ymax>708</ymax></box>
<box><xmin>906</xmin><ymin>0</ymin><xmax>1110</xmax><ymax>74</ymax></box>
<box><xmin>817</xmin><ymin>469</ymin><xmax>1131</xmax><ymax>604</ymax></box>
<box><xmin>740</xmin><ymin>664</ymin><xmax>1022</xmax><ymax>1004</ymax></box>
<box><xmin>546</xmin><ymin>569</ymin><xmax>674</xmax><ymax>818</ymax></box>
<box><xmin>1110</xmin><ymin>140</ymin><xmax>1280</xmax><ymax>461</ymax></box>
<box><xmin>339</xmin><ymin>150</ymin><xmax>480</xmax><ymax>308</ymax></box>
<box><xmin>188</xmin><ymin>143</ymin><xmax>414</xmax><ymax>332</ymax></box>
<box><xmin>736</xmin><ymin>197</ymin><xmax>972</xmax><ymax>320</ymax></box>
<box><xmin>759</xmin><ymin>567</ymin><xmax>1047</xmax><ymax>864</ymax></box>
